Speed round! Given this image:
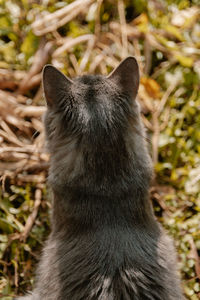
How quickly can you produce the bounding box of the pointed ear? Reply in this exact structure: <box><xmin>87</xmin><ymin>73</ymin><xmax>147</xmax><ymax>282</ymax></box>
<box><xmin>42</xmin><ymin>65</ymin><xmax>73</xmax><ymax>107</ymax></box>
<box><xmin>107</xmin><ymin>56</ymin><xmax>139</xmax><ymax>99</ymax></box>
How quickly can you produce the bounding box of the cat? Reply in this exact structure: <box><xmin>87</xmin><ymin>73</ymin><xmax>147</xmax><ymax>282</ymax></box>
<box><xmin>16</xmin><ymin>57</ymin><xmax>185</xmax><ymax>299</ymax></box>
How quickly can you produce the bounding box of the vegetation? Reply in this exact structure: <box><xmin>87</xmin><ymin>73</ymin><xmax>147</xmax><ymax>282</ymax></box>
<box><xmin>0</xmin><ymin>0</ymin><xmax>199</xmax><ymax>299</ymax></box>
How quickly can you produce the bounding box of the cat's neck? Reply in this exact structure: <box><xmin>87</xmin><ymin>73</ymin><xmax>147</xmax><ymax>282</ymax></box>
<box><xmin>50</xmin><ymin>183</ymin><xmax>156</xmax><ymax>235</ymax></box>
<box><xmin>48</xmin><ymin>129</ymin><xmax>155</xmax><ymax>233</ymax></box>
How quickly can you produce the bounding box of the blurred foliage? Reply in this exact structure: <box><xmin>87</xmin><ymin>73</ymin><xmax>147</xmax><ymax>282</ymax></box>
<box><xmin>0</xmin><ymin>0</ymin><xmax>200</xmax><ymax>299</ymax></box>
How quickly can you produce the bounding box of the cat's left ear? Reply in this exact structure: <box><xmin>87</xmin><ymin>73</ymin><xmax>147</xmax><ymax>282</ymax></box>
<box><xmin>107</xmin><ymin>56</ymin><xmax>139</xmax><ymax>99</ymax></box>
<box><xmin>43</xmin><ymin>65</ymin><xmax>73</xmax><ymax>107</ymax></box>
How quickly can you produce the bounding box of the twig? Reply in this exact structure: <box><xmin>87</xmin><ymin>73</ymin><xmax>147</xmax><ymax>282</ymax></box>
<box><xmin>19</xmin><ymin>73</ymin><xmax>42</xmax><ymax>94</ymax></box>
<box><xmin>20</xmin><ymin>189</ymin><xmax>42</xmax><ymax>242</ymax></box>
<box><xmin>0</xmin><ymin>129</ymin><xmax>24</xmax><ymax>147</ymax></box>
<box><xmin>141</xmin><ymin>115</ymin><xmax>153</xmax><ymax>131</ymax></box>
<box><xmin>18</xmin><ymin>39</ymin><xmax>53</xmax><ymax>93</ymax></box>
<box><xmin>0</xmin><ymin>146</ymin><xmax>43</xmax><ymax>154</ymax></box>
<box><xmin>53</xmin><ymin>34</ymin><xmax>94</xmax><ymax>58</ymax></box>
<box><xmin>109</xmin><ymin>22</ymin><xmax>141</xmax><ymax>39</ymax></box>
<box><xmin>16</xmin><ymin>106</ymin><xmax>46</xmax><ymax>118</ymax></box>
<box><xmin>152</xmin><ymin>79</ymin><xmax>179</xmax><ymax>164</ymax></box>
<box><xmin>79</xmin><ymin>36</ymin><xmax>96</xmax><ymax>73</ymax></box>
<box><xmin>144</xmin><ymin>34</ymin><xmax>152</xmax><ymax>74</ymax></box>
<box><xmin>133</xmin><ymin>39</ymin><xmax>144</xmax><ymax>75</ymax></box>
<box><xmin>118</xmin><ymin>0</ymin><xmax>128</xmax><ymax>58</ymax></box>
<box><xmin>32</xmin><ymin>0</ymin><xmax>94</xmax><ymax>36</ymax></box>
<box><xmin>69</xmin><ymin>54</ymin><xmax>80</xmax><ymax>76</ymax></box>
<box><xmin>151</xmin><ymin>110</ymin><xmax>160</xmax><ymax>165</ymax></box>
<box><xmin>189</xmin><ymin>238</ymin><xmax>200</xmax><ymax>280</ymax></box>
<box><xmin>160</xmin><ymin>107</ymin><xmax>170</xmax><ymax>131</ymax></box>
<box><xmin>95</xmin><ymin>0</ymin><xmax>104</xmax><ymax>38</ymax></box>
<box><xmin>0</xmin><ymin>69</ymin><xmax>25</xmax><ymax>90</ymax></box>
<box><xmin>157</xmin><ymin>80</ymin><xmax>179</xmax><ymax>115</ymax></box>
<box><xmin>13</xmin><ymin>253</ymin><xmax>19</xmax><ymax>287</ymax></box>
<box><xmin>17</xmin><ymin>174</ymin><xmax>45</xmax><ymax>183</ymax></box>
<box><xmin>89</xmin><ymin>54</ymin><xmax>104</xmax><ymax>73</ymax></box>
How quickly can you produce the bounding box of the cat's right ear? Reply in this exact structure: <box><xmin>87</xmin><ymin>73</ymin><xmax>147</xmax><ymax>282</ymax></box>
<box><xmin>43</xmin><ymin>65</ymin><xmax>73</xmax><ymax>107</ymax></box>
<box><xmin>107</xmin><ymin>57</ymin><xmax>139</xmax><ymax>100</ymax></box>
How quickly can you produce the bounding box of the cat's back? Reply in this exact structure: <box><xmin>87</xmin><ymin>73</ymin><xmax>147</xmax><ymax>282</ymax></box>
<box><xmin>26</xmin><ymin>222</ymin><xmax>183</xmax><ymax>300</ymax></box>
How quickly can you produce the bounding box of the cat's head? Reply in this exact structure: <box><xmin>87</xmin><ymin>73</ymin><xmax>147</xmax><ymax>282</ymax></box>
<box><xmin>42</xmin><ymin>57</ymin><xmax>152</xmax><ymax>192</ymax></box>
<box><xmin>43</xmin><ymin>57</ymin><xmax>140</xmax><ymax>149</ymax></box>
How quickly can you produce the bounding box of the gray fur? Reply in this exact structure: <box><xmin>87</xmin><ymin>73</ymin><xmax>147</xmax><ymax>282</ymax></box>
<box><xmin>16</xmin><ymin>57</ymin><xmax>185</xmax><ymax>300</ymax></box>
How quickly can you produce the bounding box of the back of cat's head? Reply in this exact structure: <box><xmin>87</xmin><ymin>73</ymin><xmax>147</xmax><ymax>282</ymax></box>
<box><xmin>42</xmin><ymin>57</ymin><xmax>140</xmax><ymax>148</ymax></box>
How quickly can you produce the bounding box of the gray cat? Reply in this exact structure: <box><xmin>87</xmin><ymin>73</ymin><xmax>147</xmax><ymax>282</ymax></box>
<box><xmin>16</xmin><ymin>57</ymin><xmax>185</xmax><ymax>299</ymax></box>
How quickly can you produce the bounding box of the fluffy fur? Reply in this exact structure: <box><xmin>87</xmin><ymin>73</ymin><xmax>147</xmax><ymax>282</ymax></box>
<box><xmin>16</xmin><ymin>57</ymin><xmax>185</xmax><ymax>300</ymax></box>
